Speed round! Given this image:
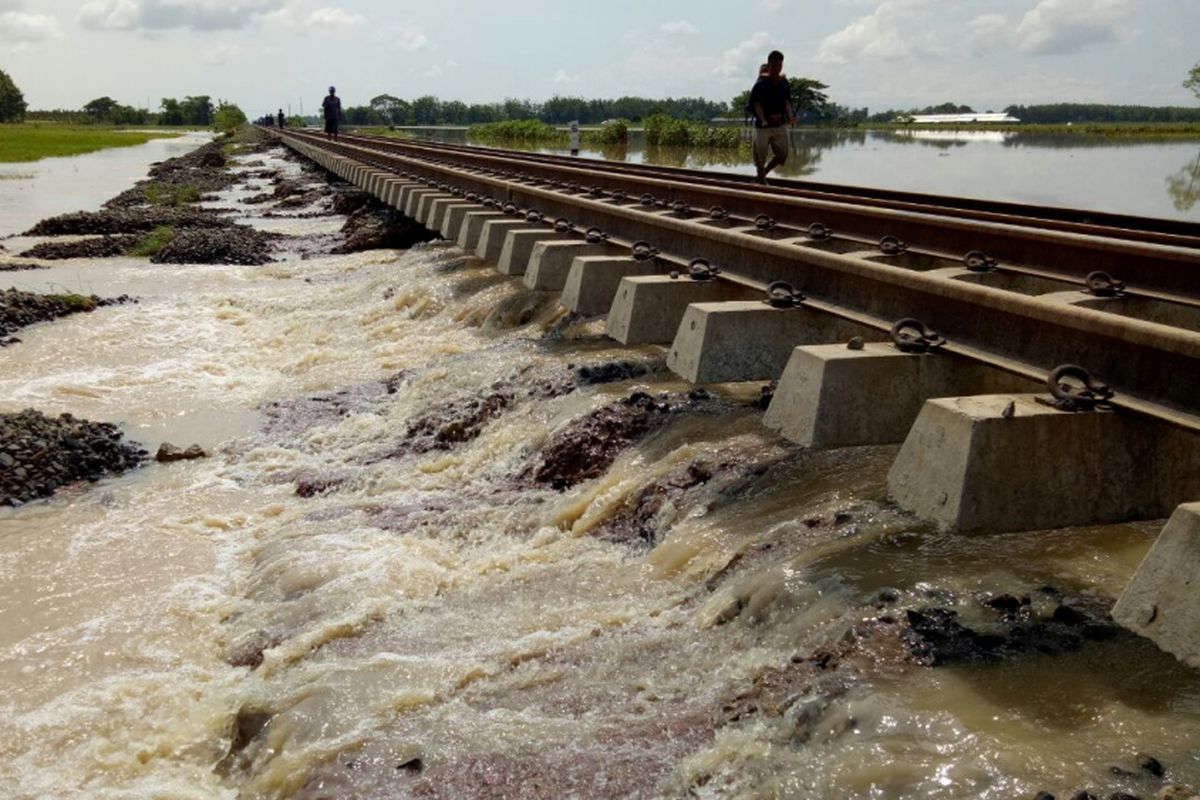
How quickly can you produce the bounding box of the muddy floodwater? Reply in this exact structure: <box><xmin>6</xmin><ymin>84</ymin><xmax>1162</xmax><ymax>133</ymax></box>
<box><xmin>1</xmin><ymin>136</ymin><xmax>1199</xmax><ymax>799</ymax></box>
<box><xmin>421</xmin><ymin>128</ymin><xmax>1200</xmax><ymax>222</ymax></box>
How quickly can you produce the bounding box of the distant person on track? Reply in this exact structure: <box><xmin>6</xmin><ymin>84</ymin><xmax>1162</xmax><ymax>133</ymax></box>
<box><xmin>277</xmin><ymin>108</ymin><xmax>285</xmax><ymax>129</ymax></box>
<box><xmin>322</xmin><ymin>87</ymin><xmax>342</xmax><ymax>141</ymax></box>
<box><xmin>749</xmin><ymin>50</ymin><xmax>794</xmax><ymax>185</ymax></box>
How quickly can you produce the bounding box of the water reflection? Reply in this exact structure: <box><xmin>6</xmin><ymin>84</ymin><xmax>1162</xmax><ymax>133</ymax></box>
<box><xmin>1166</xmin><ymin>150</ymin><xmax>1200</xmax><ymax>211</ymax></box>
<box><xmin>405</xmin><ymin>126</ymin><xmax>1200</xmax><ymax>221</ymax></box>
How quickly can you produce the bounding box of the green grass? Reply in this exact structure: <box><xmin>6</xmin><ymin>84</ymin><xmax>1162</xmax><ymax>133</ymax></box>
<box><xmin>127</xmin><ymin>225</ymin><xmax>175</xmax><ymax>257</ymax></box>
<box><xmin>145</xmin><ymin>183</ymin><xmax>200</xmax><ymax>205</ymax></box>
<box><xmin>0</xmin><ymin>123</ymin><xmax>184</xmax><ymax>163</ymax></box>
<box><xmin>52</xmin><ymin>293</ymin><xmax>98</xmax><ymax>313</ymax></box>
<box><xmin>469</xmin><ymin>120</ymin><xmax>566</xmax><ymax>144</ymax></box>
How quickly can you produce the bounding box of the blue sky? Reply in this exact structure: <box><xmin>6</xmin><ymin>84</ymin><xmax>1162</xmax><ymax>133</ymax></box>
<box><xmin>2</xmin><ymin>0</ymin><xmax>1198</xmax><ymax>119</ymax></box>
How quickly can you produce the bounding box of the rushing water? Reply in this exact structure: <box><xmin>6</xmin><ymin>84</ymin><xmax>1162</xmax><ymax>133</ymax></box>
<box><xmin>1</xmin><ymin>142</ymin><xmax>1199</xmax><ymax>799</ymax></box>
<box><xmin>418</xmin><ymin>128</ymin><xmax>1200</xmax><ymax>223</ymax></box>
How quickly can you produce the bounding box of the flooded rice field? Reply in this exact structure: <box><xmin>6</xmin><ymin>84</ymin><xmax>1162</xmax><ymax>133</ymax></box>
<box><xmin>1</xmin><ymin>133</ymin><xmax>1198</xmax><ymax>799</ymax></box>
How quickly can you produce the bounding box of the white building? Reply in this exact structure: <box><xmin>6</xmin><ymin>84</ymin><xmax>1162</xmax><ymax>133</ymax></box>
<box><xmin>901</xmin><ymin>112</ymin><xmax>1020</xmax><ymax>124</ymax></box>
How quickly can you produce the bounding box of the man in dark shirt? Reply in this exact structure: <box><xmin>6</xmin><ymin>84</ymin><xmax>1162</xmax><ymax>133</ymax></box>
<box><xmin>749</xmin><ymin>50</ymin><xmax>793</xmax><ymax>184</ymax></box>
<box><xmin>322</xmin><ymin>87</ymin><xmax>341</xmax><ymax>140</ymax></box>
<box><xmin>277</xmin><ymin>108</ymin><xmax>285</xmax><ymax>129</ymax></box>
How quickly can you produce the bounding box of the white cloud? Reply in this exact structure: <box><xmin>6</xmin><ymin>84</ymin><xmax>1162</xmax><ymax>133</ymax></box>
<box><xmin>423</xmin><ymin>60</ymin><xmax>457</xmax><ymax>78</ymax></box>
<box><xmin>77</xmin><ymin>0</ymin><xmax>286</xmax><ymax>31</ymax></box>
<box><xmin>660</xmin><ymin>20</ymin><xmax>698</xmax><ymax>36</ymax></box>
<box><xmin>552</xmin><ymin>68</ymin><xmax>576</xmax><ymax>84</ymax></box>
<box><xmin>306</xmin><ymin>6</ymin><xmax>362</xmax><ymax>29</ymax></box>
<box><xmin>0</xmin><ymin>10</ymin><xmax>60</xmax><ymax>43</ymax></box>
<box><xmin>816</xmin><ymin>0</ymin><xmax>934</xmax><ymax>65</ymax></box>
<box><xmin>1011</xmin><ymin>0</ymin><xmax>1132</xmax><ymax>55</ymax></box>
<box><xmin>968</xmin><ymin>12</ymin><xmax>1010</xmax><ymax>55</ymax></box>
<box><xmin>713</xmin><ymin>31</ymin><xmax>773</xmax><ymax>78</ymax></box>
<box><xmin>760</xmin><ymin>0</ymin><xmax>785</xmax><ymax>10</ymax></box>
<box><xmin>200</xmin><ymin>42</ymin><xmax>238</xmax><ymax>64</ymax></box>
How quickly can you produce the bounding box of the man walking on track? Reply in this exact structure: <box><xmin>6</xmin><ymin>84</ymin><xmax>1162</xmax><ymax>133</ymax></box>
<box><xmin>749</xmin><ymin>50</ymin><xmax>794</xmax><ymax>184</ymax></box>
<box><xmin>322</xmin><ymin>87</ymin><xmax>342</xmax><ymax>141</ymax></box>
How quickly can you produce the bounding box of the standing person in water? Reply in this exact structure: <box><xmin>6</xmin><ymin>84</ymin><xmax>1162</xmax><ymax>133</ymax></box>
<box><xmin>322</xmin><ymin>87</ymin><xmax>342</xmax><ymax>141</ymax></box>
<box><xmin>749</xmin><ymin>50</ymin><xmax>794</xmax><ymax>184</ymax></box>
<box><xmin>277</xmin><ymin>108</ymin><xmax>285</xmax><ymax>129</ymax></box>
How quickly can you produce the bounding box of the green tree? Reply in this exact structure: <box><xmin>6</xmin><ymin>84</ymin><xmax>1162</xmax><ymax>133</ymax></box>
<box><xmin>84</xmin><ymin>96</ymin><xmax>118</xmax><ymax>122</ymax></box>
<box><xmin>370</xmin><ymin>93</ymin><xmax>407</xmax><ymax>125</ymax></box>
<box><xmin>1186</xmin><ymin>61</ymin><xmax>1200</xmax><ymax>101</ymax></box>
<box><xmin>0</xmin><ymin>68</ymin><xmax>27</xmax><ymax>122</ymax></box>
<box><xmin>159</xmin><ymin>98</ymin><xmax>183</xmax><ymax>126</ymax></box>
<box><xmin>179</xmin><ymin>95</ymin><xmax>214</xmax><ymax>126</ymax></box>
<box><xmin>212</xmin><ymin>100</ymin><xmax>246</xmax><ymax>132</ymax></box>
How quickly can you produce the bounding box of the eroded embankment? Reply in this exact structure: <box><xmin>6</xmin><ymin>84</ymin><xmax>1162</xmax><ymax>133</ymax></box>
<box><xmin>1</xmin><ymin>132</ymin><xmax>1198</xmax><ymax>800</ymax></box>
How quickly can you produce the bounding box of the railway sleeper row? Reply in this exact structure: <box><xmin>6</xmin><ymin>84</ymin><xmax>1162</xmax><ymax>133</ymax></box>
<box><xmin>275</xmin><ymin>131</ymin><xmax>1200</xmax><ymax>673</ymax></box>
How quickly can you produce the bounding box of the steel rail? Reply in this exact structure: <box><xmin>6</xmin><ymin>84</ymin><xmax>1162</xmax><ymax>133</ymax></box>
<box><xmin>286</xmin><ymin>129</ymin><xmax>1200</xmax><ymax>303</ymax></box>
<box><xmin>346</xmin><ymin>131</ymin><xmax>1200</xmax><ymax>248</ymax></box>
<box><xmin>274</xmin><ymin>129</ymin><xmax>1200</xmax><ymax>433</ymax></box>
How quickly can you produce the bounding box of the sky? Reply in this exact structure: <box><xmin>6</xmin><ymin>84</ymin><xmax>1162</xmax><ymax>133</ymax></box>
<box><xmin>1</xmin><ymin>0</ymin><xmax>1198</xmax><ymax>119</ymax></box>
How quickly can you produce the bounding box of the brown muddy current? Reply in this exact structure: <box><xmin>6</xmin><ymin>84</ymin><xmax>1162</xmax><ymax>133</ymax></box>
<box><xmin>1</xmin><ymin>139</ymin><xmax>1198</xmax><ymax>800</ymax></box>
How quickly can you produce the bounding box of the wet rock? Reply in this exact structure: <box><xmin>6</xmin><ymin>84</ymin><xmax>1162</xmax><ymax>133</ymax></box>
<box><xmin>1138</xmin><ymin>754</ymin><xmax>1166</xmax><ymax>778</ymax></box>
<box><xmin>1071</xmin><ymin>792</ymin><xmax>1100</xmax><ymax>800</ymax></box>
<box><xmin>574</xmin><ymin>360</ymin><xmax>648</xmax><ymax>385</ymax></box>
<box><xmin>903</xmin><ymin>608</ymin><xmax>1008</xmax><ymax>665</ymax></box>
<box><xmin>331</xmin><ymin>205</ymin><xmax>438</xmax><ymax>253</ymax></box>
<box><xmin>903</xmin><ymin>589</ymin><xmax>1126</xmax><ymax>666</ymax></box>
<box><xmin>1157</xmin><ymin>786</ymin><xmax>1198</xmax><ymax>800</ymax></box>
<box><xmin>330</xmin><ymin>187</ymin><xmax>372</xmax><ymax>215</ymax></box>
<box><xmin>872</xmin><ymin>588</ymin><xmax>902</xmax><ymax>607</ymax></box>
<box><xmin>155</xmin><ymin>442</ymin><xmax>207</xmax><ymax>462</ymax></box>
<box><xmin>1</xmin><ymin>288</ymin><xmax>132</xmax><ymax>343</ymax></box>
<box><xmin>104</xmin><ymin>139</ymin><xmax>237</xmax><ymax>209</ymax></box>
<box><xmin>0</xmin><ymin>408</ymin><xmax>146</xmax><ymax>506</ymax></box>
<box><xmin>1033</xmin><ymin>792</ymin><xmax>1056</xmax><ymax>800</ymax></box>
<box><xmin>214</xmin><ymin>706</ymin><xmax>273</xmax><ymax>776</ymax></box>
<box><xmin>295</xmin><ymin>475</ymin><xmax>347</xmax><ymax>497</ymax></box>
<box><xmin>24</xmin><ymin>205</ymin><xmax>230</xmax><ymax>237</ymax></box>
<box><xmin>756</xmin><ymin>380</ymin><xmax>776</xmax><ymax>410</ymax></box>
<box><xmin>151</xmin><ymin>226</ymin><xmax>276</xmax><ymax>265</ymax></box>
<box><xmin>0</xmin><ymin>261</ymin><xmax>47</xmax><ymax>271</ymax></box>
<box><xmin>20</xmin><ymin>235</ymin><xmax>139</xmax><ymax>260</ymax></box>
<box><xmin>526</xmin><ymin>392</ymin><xmax>681</xmax><ymax>491</ymax></box>
<box><xmin>983</xmin><ymin>593</ymin><xmax>1024</xmax><ymax>614</ymax></box>
<box><xmin>397</xmin><ymin>758</ymin><xmax>424</xmax><ymax>773</ymax></box>
<box><xmin>1110</xmin><ymin>794</ymin><xmax>1143</xmax><ymax>800</ymax></box>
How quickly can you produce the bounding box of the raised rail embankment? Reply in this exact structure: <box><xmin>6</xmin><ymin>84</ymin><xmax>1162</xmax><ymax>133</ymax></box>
<box><xmin>268</xmin><ymin>127</ymin><xmax>1200</xmax><ymax>670</ymax></box>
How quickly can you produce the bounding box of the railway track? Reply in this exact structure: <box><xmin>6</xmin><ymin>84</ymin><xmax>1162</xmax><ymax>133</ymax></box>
<box><xmin>270</xmin><ymin>128</ymin><xmax>1200</xmax><ymax>433</ymax></box>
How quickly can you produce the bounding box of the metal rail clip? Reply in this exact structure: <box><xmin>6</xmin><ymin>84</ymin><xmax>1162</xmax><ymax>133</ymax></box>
<box><xmin>631</xmin><ymin>241</ymin><xmax>660</xmax><ymax>262</ymax></box>
<box><xmin>764</xmin><ymin>280</ymin><xmax>805</xmax><ymax>308</ymax></box>
<box><xmin>890</xmin><ymin>317</ymin><xmax>945</xmax><ymax>353</ymax></box>
<box><xmin>807</xmin><ymin>222</ymin><xmax>832</xmax><ymax>241</ymax></box>
<box><xmin>1039</xmin><ymin>364</ymin><xmax>1114</xmax><ymax>411</ymax></box>
<box><xmin>1084</xmin><ymin>271</ymin><xmax>1126</xmax><ymax>298</ymax></box>
<box><xmin>963</xmin><ymin>250</ymin><xmax>998</xmax><ymax>272</ymax></box>
<box><xmin>879</xmin><ymin>235</ymin><xmax>908</xmax><ymax>255</ymax></box>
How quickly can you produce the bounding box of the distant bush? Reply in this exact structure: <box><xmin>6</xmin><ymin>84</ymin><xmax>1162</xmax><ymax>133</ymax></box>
<box><xmin>469</xmin><ymin>119</ymin><xmax>565</xmax><ymax>143</ymax></box>
<box><xmin>643</xmin><ymin>114</ymin><xmax>743</xmax><ymax>149</ymax></box>
<box><xmin>584</xmin><ymin>119</ymin><xmax>629</xmax><ymax>146</ymax></box>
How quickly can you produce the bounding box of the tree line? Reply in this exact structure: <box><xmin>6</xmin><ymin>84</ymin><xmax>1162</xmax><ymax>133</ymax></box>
<box><xmin>344</xmin><ymin>94</ymin><xmax>731</xmax><ymax>126</ymax></box>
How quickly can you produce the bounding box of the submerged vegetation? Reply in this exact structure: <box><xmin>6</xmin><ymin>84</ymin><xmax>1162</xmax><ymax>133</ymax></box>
<box><xmin>0</xmin><ymin>125</ymin><xmax>182</xmax><ymax>163</ymax></box>
<box><xmin>468</xmin><ymin>118</ymin><xmax>632</xmax><ymax>147</ymax></box>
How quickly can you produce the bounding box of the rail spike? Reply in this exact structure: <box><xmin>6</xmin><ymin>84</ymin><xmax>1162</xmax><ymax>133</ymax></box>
<box><xmin>807</xmin><ymin>222</ymin><xmax>832</xmax><ymax>241</ymax></box>
<box><xmin>585</xmin><ymin>227</ymin><xmax>609</xmax><ymax>245</ymax></box>
<box><xmin>754</xmin><ymin>214</ymin><xmax>776</xmax><ymax>231</ymax></box>
<box><xmin>764</xmin><ymin>280</ymin><xmax>805</xmax><ymax>308</ymax></box>
<box><xmin>553</xmin><ymin>217</ymin><xmax>575</xmax><ymax>234</ymax></box>
<box><xmin>709</xmin><ymin>206</ymin><xmax>729</xmax><ymax>220</ymax></box>
<box><xmin>879</xmin><ymin>235</ymin><xmax>908</xmax><ymax>255</ymax></box>
<box><xmin>890</xmin><ymin>317</ymin><xmax>945</xmax><ymax>353</ymax></box>
<box><xmin>1085</xmin><ymin>270</ymin><xmax>1126</xmax><ymax>298</ymax></box>
<box><xmin>1039</xmin><ymin>364</ymin><xmax>1114</xmax><ymax>412</ymax></box>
